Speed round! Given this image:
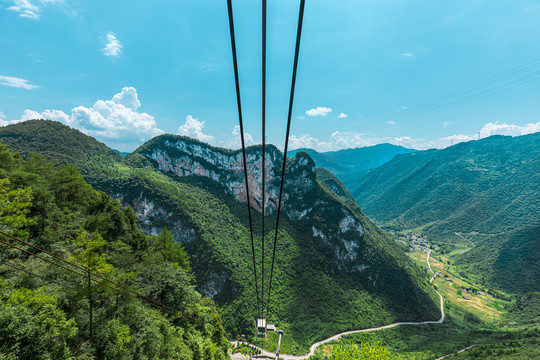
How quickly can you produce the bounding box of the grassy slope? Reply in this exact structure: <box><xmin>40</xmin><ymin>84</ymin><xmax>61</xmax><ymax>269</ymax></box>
<box><xmin>0</xmin><ymin>120</ymin><xmax>439</xmax><ymax>354</ymax></box>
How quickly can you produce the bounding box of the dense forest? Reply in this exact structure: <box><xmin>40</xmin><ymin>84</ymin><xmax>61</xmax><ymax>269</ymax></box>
<box><xmin>0</xmin><ymin>142</ymin><xmax>228</xmax><ymax>359</ymax></box>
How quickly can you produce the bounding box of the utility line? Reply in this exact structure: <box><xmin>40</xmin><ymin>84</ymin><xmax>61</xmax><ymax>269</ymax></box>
<box><xmin>226</xmin><ymin>0</ymin><xmax>261</xmax><ymax>319</ymax></box>
<box><xmin>0</xmin><ymin>230</ymin><xmax>201</xmax><ymax>324</ymax></box>
<box><xmin>0</xmin><ymin>259</ymin><xmax>84</xmax><ymax>294</ymax></box>
<box><xmin>363</xmin><ymin>57</ymin><xmax>540</xmax><ymax>131</ymax></box>
<box><xmin>265</xmin><ymin>0</ymin><xmax>306</xmax><ymax>319</ymax></box>
<box><xmin>0</xmin><ymin>229</ymin><xmax>178</xmax><ymax>316</ymax></box>
<box><xmin>261</xmin><ymin>0</ymin><xmax>267</xmax><ymax>322</ymax></box>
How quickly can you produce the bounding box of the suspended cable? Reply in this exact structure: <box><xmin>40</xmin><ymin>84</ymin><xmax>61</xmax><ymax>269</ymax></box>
<box><xmin>266</xmin><ymin>0</ymin><xmax>306</xmax><ymax>318</ymax></box>
<box><xmin>226</xmin><ymin>0</ymin><xmax>261</xmax><ymax>319</ymax></box>
<box><xmin>0</xmin><ymin>259</ymin><xmax>85</xmax><ymax>294</ymax></box>
<box><xmin>361</xmin><ymin>57</ymin><xmax>540</xmax><ymax>132</ymax></box>
<box><xmin>0</xmin><ymin>229</ymin><xmax>178</xmax><ymax>315</ymax></box>
<box><xmin>0</xmin><ymin>230</ymin><xmax>201</xmax><ymax>324</ymax></box>
<box><xmin>261</xmin><ymin>0</ymin><xmax>267</xmax><ymax>322</ymax></box>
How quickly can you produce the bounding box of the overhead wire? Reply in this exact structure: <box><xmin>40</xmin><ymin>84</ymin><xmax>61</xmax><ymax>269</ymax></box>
<box><xmin>265</xmin><ymin>0</ymin><xmax>306</xmax><ymax>319</ymax></box>
<box><xmin>226</xmin><ymin>0</ymin><xmax>261</xmax><ymax>319</ymax></box>
<box><xmin>0</xmin><ymin>230</ymin><xmax>201</xmax><ymax>324</ymax></box>
<box><xmin>261</xmin><ymin>0</ymin><xmax>267</xmax><ymax>321</ymax></box>
<box><xmin>364</xmin><ymin>57</ymin><xmax>540</xmax><ymax>131</ymax></box>
<box><xmin>0</xmin><ymin>258</ymin><xmax>85</xmax><ymax>294</ymax></box>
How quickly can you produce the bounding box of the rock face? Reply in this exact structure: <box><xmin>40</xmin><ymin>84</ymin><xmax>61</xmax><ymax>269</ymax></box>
<box><xmin>135</xmin><ymin>135</ymin><xmax>367</xmax><ymax>277</ymax></box>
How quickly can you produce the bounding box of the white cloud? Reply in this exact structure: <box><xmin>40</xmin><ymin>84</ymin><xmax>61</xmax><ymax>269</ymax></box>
<box><xmin>6</xmin><ymin>0</ymin><xmax>63</xmax><ymax>19</ymax></box>
<box><xmin>388</xmin><ymin>120</ymin><xmax>396</xmax><ymax>125</ymax></box>
<box><xmin>102</xmin><ymin>33</ymin><xmax>123</xmax><ymax>57</ymax></box>
<box><xmin>230</xmin><ymin>125</ymin><xmax>255</xmax><ymax>147</ymax></box>
<box><xmin>2</xmin><ymin>87</ymin><xmax>163</xmax><ymax>151</ymax></box>
<box><xmin>337</xmin><ymin>113</ymin><xmax>348</xmax><ymax>118</ymax></box>
<box><xmin>399</xmin><ymin>105</ymin><xmax>408</xmax><ymax>111</ymax></box>
<box><xmin>7</xmin><ymin>0</ymin><xmax>40</xmax><ymax>19</ymax></box>
<box><xmin>287</xmin><ymin>121</ymin><xmax>540</xmax><ymax>152</ymax></box>
<box><xmin>478</xmin><ymin>121</ymin><xmax>540</xmax><ymax>137</ymax></box>
<box><xmin>306</xmin><ymin>106</ymin><xmax>332</xmax><ymax>117</ymax></box>
<box><xmin>443</xmin><ymin>121</ymin><xmax>452</xmax><ymax>128</ymax></box>
<box><xmin>177</xmin><ymin>115</ymin><xmax>215</xmax><ymax>144</ymax></box>
<box><xmin>297</xmin><ymin>116</ymin><xmax>305</xmax><ymax>119</ymax></box>
<box><xmin>0</xmin><ymin>75</ymin><xmax>38</xmax><ymax>90</ymax></box>
<box><xmin>402</xmin><ymin>53</ymin><xmax>415</xmax><ymax>57</ymax></box>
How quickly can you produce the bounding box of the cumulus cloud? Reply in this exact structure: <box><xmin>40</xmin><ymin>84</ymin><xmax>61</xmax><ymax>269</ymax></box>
<box><xmin>306</xmin><ymin>106</ymin><xmax>332</xmax><ymax>117</ymax></box>
<box><xmin>443</xmin><ymin>121</ymin><xmax>452</xmax><ymax>128</ymax></box>
<box><xmin>337</xmin><ymin>113</ymin><xmax>348</xmax><ymax>118</ymax></box>
<box><xmin>230</xmin><ymin>125</ymin><xmax>255</xmax><ymax>147</ymax></box>
<box><xmin>102</xmin><ymin>33</ymin><xmax>123</xmax><ymax>57</ymax></box>
<box><xmin>0</xmin><ymin>75</ymin><xmax>38</xmax><ymax>90</ymax></box>
<box><xmin>2</xmin><ymin>87</ymin><xmax>164</xmax><ymax>151</ymax></box>
<box><xmin>177</xmin><ymin>115</ymin><xmax>215</xmax><ymax>143</ymax></box>
<box><xmin>388</xmin><ymin>120</ymin><xmax>396</xmax><ymax>125</ymax></box>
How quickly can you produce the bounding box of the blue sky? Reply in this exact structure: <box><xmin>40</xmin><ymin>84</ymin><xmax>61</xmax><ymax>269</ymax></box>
<box><xmin>1</xmin><ymin>0</ymin><xmax>539</xmax><ymax>151</ymax></box>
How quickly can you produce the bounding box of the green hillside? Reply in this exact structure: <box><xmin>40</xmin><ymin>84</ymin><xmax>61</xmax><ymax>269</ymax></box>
<box><xmin>0</xmin><ymin>120</ymin><xmax>440</xmax><ymax>353</ymax></box>
<box><xmin>454</xmin><ymin>226</ymin><xmax>540</xmax><ymax>293</ymax></box>
<box><xmin>346</xmin><ymin>133</ymin><xmax>540</xmax><ymax>294</ymax></box>
<box><xmin>0</xmin><ymin>143</ymin><xmax>228</xmax><ymax>359</ymax></box>
<box><xmin>289</xmin><ymin>144</ymin><xmax>415</xmax><ymax>181</ymax></box>
<box><xmin>347</xmin><ymin>133</ymin><xmax>540</xmax><ymax>237</ymax></box>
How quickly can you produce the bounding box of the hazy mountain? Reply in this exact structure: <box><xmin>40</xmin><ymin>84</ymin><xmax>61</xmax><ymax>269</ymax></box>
<box><xmin>289</xmin><ymin>144</ymin><xmax>416</xmax><ymax>181</ymax></box>
<box><xmin>0</xmin><ymin>120</ymin><xmax>439</xmax><ymax>352</ymax></box>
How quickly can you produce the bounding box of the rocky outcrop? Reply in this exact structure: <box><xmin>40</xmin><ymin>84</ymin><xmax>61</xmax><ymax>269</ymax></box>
<box><xmin>136</xmin><ymin>136</ymin><xmax>367</xmax><ymax>276</ymax></box>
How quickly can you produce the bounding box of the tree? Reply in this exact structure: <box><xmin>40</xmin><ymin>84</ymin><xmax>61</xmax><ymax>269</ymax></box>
<box><xmin>0</xmin><ymin>178</ymin><xmax>35</xmax><ymax>238</ymax></box>
<box><xmin>329</xmin><ymin>342</ymin><xmax>392</xmax><ymax>360</ymax></box>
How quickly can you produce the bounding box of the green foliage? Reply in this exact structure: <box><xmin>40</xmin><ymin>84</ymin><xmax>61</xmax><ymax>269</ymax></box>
<box><xmin>71</xmin><ymin>229</ymin><xmax>113</xmax><ymax>274</ymax></box>
<box><xmin>0</xmin><ymin>177</ymin><xmax>35</xmax><ymax>238</ymax></box>
<box><xmin>0</xmin><ymin>142</ymin><xmax>228</xmax><ymax>359</ymax></box>
<box><xmin>310</xmin><ymin>341</ymin><xmax>392</xmax><ymax>360</ymax></box>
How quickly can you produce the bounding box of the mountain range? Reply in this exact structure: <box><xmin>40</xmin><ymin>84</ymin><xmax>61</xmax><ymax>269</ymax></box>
<box><xmin>343</xmin><ymin>133</ymin><xmax>540</xmax><ymax>294</ymax></box>
<box><xmin>0</xmin><ymin>120</ymin><xmax>439</xmax><ymax>353</ymax></box>
<box><xmin>289</xmin><ymin>144</ymin><xmax>415</xmax><ymax>181</ymax></box>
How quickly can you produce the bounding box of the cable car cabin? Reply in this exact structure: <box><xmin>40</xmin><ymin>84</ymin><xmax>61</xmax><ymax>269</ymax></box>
<box><xmin>256</xmin><ymin>318</ymin><xmax>278</xmax><ymax>337</ymax></box>
<box><xmin>256</xmin><ymin>318</ymin><xmax>267</xmax><ymax>337</ymax></box>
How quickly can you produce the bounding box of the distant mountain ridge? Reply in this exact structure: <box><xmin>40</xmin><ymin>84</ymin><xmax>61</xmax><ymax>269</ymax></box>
<box><xmin>0</xmin><ymin>120</ymin><xmax>439</xmax><ymax>353</ymax></box>
<box><xmin>346</xmin><ymin>132</ymin><xmax>540</xmax><ymax>293</ymax></box>
<box><xmin>289</xmin><ymin>143</ymin><xmax>416</xmax><ymax>181</ymax></box>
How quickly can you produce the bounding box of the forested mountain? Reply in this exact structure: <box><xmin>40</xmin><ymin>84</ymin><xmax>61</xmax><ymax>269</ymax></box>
<box><xmin>346</xmin><ymin>132</ymin><xmax>540</xmax><ymax>293</ymax></box>
<box><xmin>289</xmin><ymin>144</ymin><xmax>415</xmax><ymax>181</ymax></box>
<box><xmin>0</xmin><ymin>143</ymin><xmax>228</xmax><ymax>359</ymax></box>
<box><xmin>0</xmin><ymin>120</ymin><xmax>439</xmax><ymax>353</ymax></box>
<box><xmin>347</xmin><ymin>133</ymin><xmax>539</xmax><ymax>237</ymax></box>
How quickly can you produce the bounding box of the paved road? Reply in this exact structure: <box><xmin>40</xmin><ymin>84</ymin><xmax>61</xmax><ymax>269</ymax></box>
<box><xmin>230</xmin><ymin>250</ymin><xmax>445</xmax><ymax>359</ymax></box>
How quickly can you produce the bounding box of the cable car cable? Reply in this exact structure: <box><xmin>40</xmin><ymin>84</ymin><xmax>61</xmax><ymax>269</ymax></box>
<box><xmin>226</xmin><ymin>0</ymin><xmax>261</xmax><ymax>319</ymax></box>
<box><xmin>265</xmin><ymin>0</ymin><xmax>306</xmax><ymax>319</ymax></box>
<box><xmin>261</xmin><ymin>0</ymin><xmax>267</xmax><ymax>322</ymax></box>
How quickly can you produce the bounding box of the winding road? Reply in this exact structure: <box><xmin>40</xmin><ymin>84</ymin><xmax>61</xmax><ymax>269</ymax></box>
<box><xmin>231</xmin><ymin>250</ymin><xmax>445</xmax><ymax>359</ymax></box>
